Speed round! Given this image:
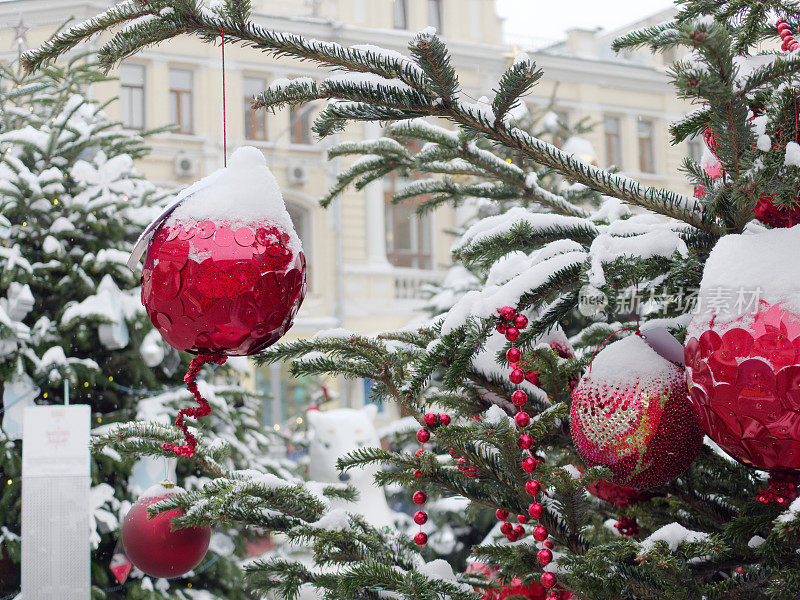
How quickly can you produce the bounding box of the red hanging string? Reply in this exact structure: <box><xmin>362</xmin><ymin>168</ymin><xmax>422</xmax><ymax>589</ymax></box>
<box><xmin>221</xmin><ymin>25</ymin><xmax>227</xmax><ymax>167</ymax></box>
<box><xmin>163</xmin><ymin>352</ymin><xmax>227</xmax><ymax>457</ymax></box>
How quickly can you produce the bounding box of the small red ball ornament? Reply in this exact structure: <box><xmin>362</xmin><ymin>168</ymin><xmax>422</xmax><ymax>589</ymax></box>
<box><xmin>587</xmin><ymin>478</ymin><xmax>656</xmax><ymax>508</ymax></box>
<box><xmin>512</xmin><ymin>524</ymin><xmax>524</xmax><ymax>538</ymax></box>
<box><xmin>540</xmin><ymin>572</ymin><xmax>556</xmax><ymax>588</ymax></box>
<box><xmin>439</xmin><ymin>413</ymin><xmax>451</xmax><ymax>426</ymax></box>
<box><xmin>424</xmin><ymin>413</ymin><xmax>440</xmax><ymax>428</ymax></box>
<box><xmin>543</xmin><ymin>539</ymin><xmax>554</xmax><ymax>549</ymax></box>
<box><xmin>571</xmin><ymin>335</ymin><xmax>703</xmax><ymax>488</ymax></box>
<box><xmin>466</xmin><ymin>562</ymin><xmax>567</xmax><ymax>600</ymax></box>
<box><xmin>414</xmin><ymin>532</ymin><xmax>428</xmax><ymax>546</ymax></box>
<box><xmin>507</xmin><ymin>348</ymin><xmax>522</xmax><ymax>363</ymax></box>
<box><xmin>532</xmin><ymin>525</ymin><xmax>548</xmax><ymax>541</ymax></box>
<box><xmin>417</xmin><ymin>429</ymin><xmax>431</xmax><ymax>443</ymax></box>
<box><xmin>512</xmin><ymin>390</ymin><xmax>528</xmax><ymax>406</ymax></box>
<box><xmin>514</xmin><ymin>314</ymin><xmax>529</xmax><ymax>329</ymax></box>
<box><xmin>500</xmin><ymin>522</ymin><xmax>514</xmax><ymax>536</ymax></box>
<box><xmin>515</xmin><ymin>412</ymin><xmax>531</xmax><ymax>428</ymax></box>
<box><xmin>521</xmin><ymin>456</ymin><xmax>538</xmax><ymax>472</ymax></box>
<box><xmin>413</xmin><ymin>490</ymin><xmax>427</xmax><ymax>505</ymax></box>
<box><xmin>537</xmin><ymin>548</ymin><xmax>553</xmax><ymax>565</ymax></box>
<box><xmin>528</xmin><ymin>502</ymin><xmax>543</xmax><ymax>519</ymax></box>
<box><xmin>525</xmin><ymin>480</ymin><xmax>541</xmax><ymax>495</ymax></box>
<box><xmin>505</xmin><ymin>327</ymin><xmax>520</xmax><ymax>342</ymax></box>
<box><xmin>121</xmin><ymin>484</ymin><xmax>211</xmax><ymax>578</ymax></box>
<box><xmin>499</xmin><ymin>306</ymin><xmax>516</xmax><ymax>320</ymax></box>
<box><xmin>413</xmin><ymin>510</ymin><xmax>428</xmax><ymax>525</ymax></box>
<box><xmin>517</xmin><ymin>434</ymin><xmax>534</xmax><ymax>450</ymax></box>
<box><xmin>496</xmin><ymin>509</ymin><xmax>509</xmax><ymax>521</ymax></box>
<box><xmin>517</xmin><ymin>514</ymin><xmax>529</xmax><ymax>524</ymax></box>
<box><xmin>509</xmin><ymin>369</ymin><xmax>525</xmax><ymax>384</ymax></box>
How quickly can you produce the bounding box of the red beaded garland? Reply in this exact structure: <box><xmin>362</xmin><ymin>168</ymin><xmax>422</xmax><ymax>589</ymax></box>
<box><xmin>514</xmin><ymin>314</ymin><xmax>529</xmax><ymax>329</ymax></box>
<box><xmin>543</xmin><ymin>539</ymin><xmax>554</xmax><ymax>549</ymax></box>
<box><xmin>500</xmin><ymin>522</ymin><xmax>514</xmax><ymax>535</ymax></box>
<box><xmin>413</xmin><ymin>469</ymin><xmax>422</xmax><ymax>477</ymax></box>
<box><xmin>506</xmin><ymin>347</ymin><xmax>522</xmax><ymax>363</ymax></box>
<box><xmin>439</xmin><ymin>413</ymin><xmax>451</xmax><ymax>426</ymax></box>
<box><xmin>532</xmin><ymin>525</ymin><xmax>548</xmax><ymax>541</ymax></box>
<box><xmin>537</xmin><ymin>548</ymin><xmax>553</xmax><ymax>565</ymax></box>
<box><xmin>528</xmin><ymin>502</ymin><xmax>543</xmax><ymax>519</ymax></box>
<box><xmin>512</xmin><ymin>524</ymin><xmax>525</xmax><ymax>538</ymax></box>
<box><xmin>511</xmin><ymin>390</ymin><xmax>528</xmax><ymax>406</ymax></box>
<box><xmin>414</xmin><ymin>448</ymin><xmax>425</xmax><ymax>457</ymax></box>
<box><xmin>525</xmin><ymin>479</ymin><xmax>541</xmax><ymax>495</ymax></box>
<box><xmin>416</xmin><ymin>429</ymin><xmax>431</xmax><ymax>443</ymax></box>
<box><xmin>414</xmin><ymin>532</ymin><xmax>428</xmax><ymax>546</ymax></box>
<box><xmin>499</xmin><ymin>306</ymin><xmax>516</xmax><ymax>320</ymax></box>
<box><xmin>517</xmin><ymin>434</ymin><xmax>534</xmax><ymax>450</ymax></box>
<box><xmin>514</xmin><ymin>412</ymin><xmax>531</xmax><ymax>428</ymax></box>
<box><xmin>496</xmin><ymin>509</ymin><xmax>509</xmax><ymax>521</ymax></box>
<box><xmin>413</xmin><ymin>490</ymin><xmax>427</xmax><ymax>505</ymax></box>
<box><xmin>506</xmin><ymin>327</ymin><xmax>520</xmax><ymax>342</ymax></box>
<box><xmin>413</xmin><ymin>510</ymin><xmax>428</xmax><ymax>525</ymax></box>
<box><xmin>540</xmin><ymin>572</ymin><xmax>557</xmax><ymax>588</ymax></box>
<box><xmin>521</xmin><ymin>456</ymin><xmax>538</xmax><ymax>472</ymax></box>
<box><xmin>497</xmin><ymin>323</ymin><xmax>507</xmax><ymax>334</ymax></box>
<box><xmin>424</xmin><ymin>413</ymin><xmax>440</xmax><ymax>428</ymax></box>
<box><xmin>517</xmin><ymin>514</ymin><xmax>530</xmax><ymax>524</ymax></box>
<box><xmin>509</xmin><ymin>369</ymin><xmax>525</xmax><ymax>384</ymax></box>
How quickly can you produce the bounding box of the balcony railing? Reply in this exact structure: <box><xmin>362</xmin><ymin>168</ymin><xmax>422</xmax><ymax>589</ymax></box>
<box><xmin>392</xmin><ymin>268</ymin><xmax>445</xmax><ymax>300</ymax></box>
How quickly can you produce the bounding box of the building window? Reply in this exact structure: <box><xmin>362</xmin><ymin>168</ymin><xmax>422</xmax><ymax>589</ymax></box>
<box><xmin>428</xmin><ymin>0</ymin><xmax>443</xmax><ymax>34</ymax></box>
<box><xmin>687</xmin><ymin>134</ymin><xmax>704</xmax><ymax>164</ymax></box>
<box><xmin>169</xmin><ymin>68</ymin><xmax>193</xmax><ymax>134</ymax></box>
<box><xmin>120</xmin><ymin>64</ymin><xmax>145</xmax><ymax>130</ymax></box>
<box><xmin>286</xmin><ymin>200</ymin><xmax>312</xmax><ymax>289</ymax></box>
<box><xmin>637</xmin><ymin>118</ymin><xmax>655</xmax><ymax>173</ymax></box>
<box><xmin>384</xmin><ymin>175</ymin><xmax>432</xmax><ymax>270</ymax></box>
<box><xmin>243</xmin><ymin>76</ymin><xmax>268</xmax><ymax>141</ymax></box>
<box><xmin>393</xmin><ymin>0</ymin><xmax>408</xmax><ymax>29</ymax></box>
<box><xmin>604</xmin><ymin>115</ymin><xmax>622</xmax><ymax>168</ymax></box>
<box><xmin>289</xmin><ymin>103</ymin><xmax>312</xmax><ymax>145</ymax></box>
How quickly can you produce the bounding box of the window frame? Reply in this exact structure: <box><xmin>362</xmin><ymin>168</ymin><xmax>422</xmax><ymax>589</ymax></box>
<box><xmin>169</xmin><ymin>68</ymin><xmax>194</xmax><ymax>135</ymax></box>
<box><xmin>637</xmin><ymin>118</ymin><xmax>656</xmax><ymax>174</ymax></box>
<box><xmin>428</xmin><ymin>0</ymin><xmax>443</xmax><ymax>34</ymax></box>
<box><xmin>384</xmin><ymin>172</ymin><xmax>433</xmax><ymax>270</ymax></box>
<box><xmin>393</xmin><ymin>0</ymin><xmax>408</xmax><ymax>30</ymax></box>
<box><xmin>119</xmin><ymin>64</ymin><xmax>145</xmax><ymax>130</ymax></box>
<box><xmin>603</xmin><ymin>115</ymin><xmax>622</xmax><ymax>168</ymax></box>
<box><xmin>289</xmin><ymin>103</ymin><xmax>312</xmax><ymax>145</ymax></box>
<box><xmin>243</xmin><ymin>76</ymin><xmax>269</xmax><ymax>141</ymax></box>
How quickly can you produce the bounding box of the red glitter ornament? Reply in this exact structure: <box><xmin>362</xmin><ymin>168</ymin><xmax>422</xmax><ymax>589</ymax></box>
<box><xmin>506</xmin><ymin>327</ymin><xmax>520</xmax><ymax>342</ymax></box>
<box><xmin>413</xmin><ymin>510</ymin><xmax>428</xmax><ymax>525</ymax></box>
<box><xmin>507</xmin><ymin>348</ymin><xmax>522</xmax><ymax>363</ymax></box>
<box><xmin>497</xmin><ymin>323</ymin><xmax>508</xmax><ymax>334</ymax></box>
<box><xmin>537</xmin><ymin>548</ymin><xmax>553</xmax><ymax>565</ymax></box>
<box><xmin>496</xmin><ymin>509</ymin><xmax>509</xmax><ymax>521</ymax></box>
<box><xmin>515</xmin><ymin>412</ymin><xmax>531</xmax><ymax>428</ymax></box>
<box><xmin>517</xmin><ymin>514</ymin><xmax>530</xmax><ymax>524</ymax></box>
<box><xmin>413</xmin><ymin>490</ymin><xmax>427</xmax><ymax>505</ymax></box>
<box><xmin>500</xmin><ymin>522</ymin><xmax>514</xmax><ymax>536</ymax></box>
<box><xmin>517</xmin><ymin>434</ymin><xmax>534</xmax><ymax>450</ymax></box>
<box><xmin>540</xmin><ymin>572</ymin><xmax>557</xmax><ymax>589</ymax></box>
<box><xmin>587</xmin><ymin>478</ymin><xmax>656</xmax><ymax>508</ymax></box>
<box><xmin>532</xmin><ymin>525</ymin><xmax>548</xmax><ymax>541</ymax></box>
<box><xmin>525</xmin><ymin>480</ymin><xmax>541</xmax><ymax>495</ymax></box>
<box><xmin>522</xmin><ymin>456</ymin><xmax>538</xmax><ymax>472</ymax></box>
<box><xmin>510</xmin><ymin>369</ymin><xmax>525</xmax><ymax>384</ymax></box>
<box><xmin>512</xmin><ymin>390</ymin><xmax>528</xmax><ymax>406</ymax></box>
<box><xmin>440</xmin><ymin>413</ymin><xmax>451</xmax><ymax>426</ymax></box>
<box><xmin>528</xmin><ymin>502</ymin><xmax>543</xmax><ymax>519</ymax></box>
<box><xmin>414</xmin><ymin>532</ymin><xmax>428</xmax><ymax>546</ymax></box>
<box><xmin>571</xmin><ymin>335</ymin><xmax>703</xmax><ymax>488</ymax></box>
<box><xmin>417</xmin><ymin>429</ymin><xmax>431</xmax><ymax>443</ymax></box>
<box><xmin>514</xmin><ymin>314</ymin><xmax>529</xmax><ymax>329</ymax></box>
<box><xmin>754</xmin><ymin>193</ymin><xmax>800</xmax><ymax>228</ymax></box>
<box><xmin>512</xmin><ymin>524</ymin><xmax>525</xmax><ymax>538</ymax></box>
<box><xmin>424</xmin><ymin>413</ymin><xmax>440</xmax><ymax>428</ymax></box>
<box><xmin>121</xmin><ymin>484</ymin><xmax>211</xmax><ymax>578</ymax></box>
<box><xmin>499</xmin><ymin>306</ymin><xmax>516</xmax><ymax>320</ymax></box>
<box><xmin>543</xmin><ymin>539</ymin><xmax>554</xmax><ymax>549</ymax></box>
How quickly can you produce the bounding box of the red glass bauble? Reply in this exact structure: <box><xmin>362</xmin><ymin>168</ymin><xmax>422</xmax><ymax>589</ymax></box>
<box><xmin>570</xmin><ymin>335</ymin><xmax>703</xmax><ymax>488</ymax></box>
<box><xmin>417</xmin><ymin>429</ymin><xmax>431</xmax><ymax>443</ymax></box>
<box><xmin>753</xmin><ymin>193</ymin><xmax>800</xmax><ymax>229</ymax></box>
<box><xmin>141</xmin><ymin>217</ymin><xmax>306</xmax><ymax>356</ymax></box>
<box><xmin>686</xmin><ymin>300</ymin><xmax>800</xmax><ymax>472</ymax></box>
<box><xmin>413</xmin><ymin>510</ymin><xmax>428</xmax><ymax>525</ymax></box>
<box><xmin>121</xmin><ymin>486</ymin><xmax>211</xmax><ymax>578</ymax></box>
<box><xmin>414</xmin><ymin>532</ymin><xmax>428</xmax><ymax>546</ymax></box>
<box><xmin>587</xmin><ymin>478</ymin><xmax>656</xmax><ymax>508</ymax></box>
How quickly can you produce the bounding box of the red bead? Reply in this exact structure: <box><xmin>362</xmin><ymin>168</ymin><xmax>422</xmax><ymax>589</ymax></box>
<box><xmin>511</xmin><ymin>390</ymin><xmax>528</xmax><ymax>406</ymax></box>
<box><xmin>512</xmin><ymin>524</ymin><xmax>524</xmax><ymax>538</ymax></box>
<box><xmin>416</xmin><ymin>429</ymin><xmax>431</xmax><ymax>443</ymax></box>
<box><xmin>412</xmin><ymin>490</ymin><xmax>427</xmax><ymax>505</ymax></box>
<box><xmin>514</xmin><ymin>314</ymin><xmax>528</xmax><ymax>329</ymax></box>
<box><xmin>424</xmin><ymin>413</ymin><xmax>440</xmax><ymax>428</ymax></box>
<box><xmin>122</xmin><ymin>490</ymin><xmax>211</xmax><ymax>578</ymax></box>
<box><xmin>439</xmin><ymin>413</ymin><xmax>451</xmax><ymax>426</ymax></box>
<box><xmin>524</xmin><ymin>371</ymin><xmax>540</xmax><ymax>385</ymax></box>
<box><xmin>521</xmin><ymin>456</ymin><xmax>538</xmax><ymax>472</ymax></box>
<box><xmin>517</xmin><ymin>514</ymin><xmax>529</xmax><ymax>524</ymax></box>
<box><xmin>528</xmin><ymin>502</ymin><xmax>543</xmax><ymax>519</ymax></box>
<box><xmin>540</xmin><ymin>572</ymin><xmax>556</xmax><ymax>588</ymax></box>
<box><xmin>414</xmin><ymin>532</ymin><xmax>428</xmax><ymax>546</ymax></box>
<box><xmin>532</xmin><ymin>525</ymin><xmax>548</xmax><ymax>541</ymax></box>
<box><xmin>505</xmin><ymin>327</ymin><xmax>520</xmax><ymax>342</ymax></box>
<box><xmin>413</xmin><ymin>469</ymin><xmax>422</xmax><ymax>477</ymax></box>
<box><xmin>499</xmin><ymin>306</ymin><xmax>515</xmax><ymax>320</ymax></box>
<box><xmin>496</xmin><ymin>323</ymin><xmax>507</xmax><ymax>334</ymax></box>
<box><xmin>525</xmin><ymin>479</ymin><xmax>541</xmax><ymax>495</ymax></box>
<box><xmin>457</xmin><ymin>458</ymin><xmax>468</xmax><ymax>470</ymax></box>
<box><xmin>506</xmin><ymin>347</ymin><xmax>521</xmax><ymax>363</ymax></box>
<box><xmin>413</xmin><ymin>510</ymin><xmax>428</xmax><ymax>525</ymax></box>
<box><xmin>514</xmin><ymin>412</ymin><xmax>530</xmax><ymax>428</ymax></box>
<box><xmin>544</xmin><ymin>539</ymin><xmax>554</xmax><ymax>549</ymax></box>
<box><xmin>537</xmin><ymin>548</ymin><xmax>553</xmax><ymax>565</ymax></box>
<box><xmin>465</xmin><ymin>468</ymin><xmax>479</xmax><ymax>478</ymax></box>
<box><xmin>142</xmin><ymin>217</ymin><xmax>306</xmax><ymax>356</ymax></box>
<box><xmin>496</xmin><ymin>509</ymin><xmax>509</xmax><ymax>521</ymax></box>
<box><xmin>500</xmin><ymin>522</ymin><xmax>513</xmax><ymax>535</ymax></box>
<box><xmin>509</xmin><ymin>369</ymin><xmax>524</xmax><ymax>384</ymax></box>
<box><xmin>517</xmin><ymin>434</ymin><xmax>534</xmax><ymax>450</ymax></box>
<box><xmin>415</xmin><ymin>448</ymin><xmax>425</xmax><ymax>457</ymax></box>
<box><xmin>449</xmin><ymin>447</ymin><xmax>459</xmax><ymax>457</ymax></box>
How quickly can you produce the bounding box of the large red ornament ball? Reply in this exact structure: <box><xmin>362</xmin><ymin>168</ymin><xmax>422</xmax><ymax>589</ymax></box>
<box><xmin>122</xmin><ymin>484</ymin><xmax>211</xmax><ymax>578</ymax></box>
<box><xmin>141</xmin><ymin>147</ymin><xmax>306</xmax><ymax>356</ymax></box>
<box><xmin>587</xmin><ymin>478</ymin><xmax>657</xmax><ymax>508</ymax></box>
<box><xmin>685</xmin><ymin>226</ymin><xmax>800</xmax><ymax>472</ymax></box>
<box><xmin>570</xmin><ymin>335</ymin><xmax>703</xmax><ymax>488</ymax></box>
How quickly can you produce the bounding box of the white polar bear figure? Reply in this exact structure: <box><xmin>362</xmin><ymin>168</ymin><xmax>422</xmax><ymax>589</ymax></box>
<box><xmin>306</xmin><ymin>405</ymin><xmax>396</xmax><ymax>528</ymax></box>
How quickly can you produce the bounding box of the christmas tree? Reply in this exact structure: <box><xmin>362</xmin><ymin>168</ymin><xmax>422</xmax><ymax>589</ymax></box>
<box><xmin>0</xmin><ymin>51</ymin><xmax>278</xmax><ymax>598</ymax></box>
<box><xmin>21</xmin><ymin>1</ymin><xmax>800</xmax><ymax>599</ymax></box>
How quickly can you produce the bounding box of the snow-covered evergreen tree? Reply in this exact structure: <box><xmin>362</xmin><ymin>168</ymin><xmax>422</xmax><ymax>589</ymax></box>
<box><xmin>0</xmin><ymin>53</ymin><xmax>279</xmax><ymax>599</ymax></box>
<box><xmin>20</xmin><ymin>1</ymin><xmax>800</xmax><ymax>599</ymax></box>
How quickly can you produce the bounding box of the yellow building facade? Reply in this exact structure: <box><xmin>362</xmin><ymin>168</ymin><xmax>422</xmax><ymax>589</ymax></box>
<box><xmin>0</xmin><ymin>0</ymin><xmax>696</xmax><ymax>427</ymax></box>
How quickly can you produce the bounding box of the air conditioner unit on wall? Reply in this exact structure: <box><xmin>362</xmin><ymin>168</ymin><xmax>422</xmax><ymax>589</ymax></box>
<box><xmin>174</xmin><ymin>154</ymin><xmax>198</xmax><ymax>177</ymax></box>
<box><xmin>288</xmin><ymin>163</ymin><xmax>309</xmax><ymax>185</ymax></box>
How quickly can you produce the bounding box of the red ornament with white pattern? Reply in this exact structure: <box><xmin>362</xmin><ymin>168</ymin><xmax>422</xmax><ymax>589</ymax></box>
<box><xmin>685</xmin><ymin>226</ymin><xmax>800</xmax><ymax>474</ymax></box>
<box><xmin>571</xmin><ymin>335</ymin><xmax>703</xmax><ymax>488</ymax></box>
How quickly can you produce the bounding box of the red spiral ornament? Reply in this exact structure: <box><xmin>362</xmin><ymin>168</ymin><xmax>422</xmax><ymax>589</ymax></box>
<box><xmin>162</xmin><ymin>352</ymin><xmax>228</xmax><ymax>456</ymax></box>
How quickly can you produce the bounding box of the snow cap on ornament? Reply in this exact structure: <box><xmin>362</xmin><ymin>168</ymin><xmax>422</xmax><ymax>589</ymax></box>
<box><xmin>570</xmin><ymin>334</ymin><xmax>703</xmax><ymax>488</ymax></box>
<box><xmin>132</xmin><ymin>146</ymin><xmax>306</xmax><ymax>356</ymax></box>
<box><xmin>685</xmin><ymin>225</ymin><xmax>800</xmax><ymax>472</ymax></box>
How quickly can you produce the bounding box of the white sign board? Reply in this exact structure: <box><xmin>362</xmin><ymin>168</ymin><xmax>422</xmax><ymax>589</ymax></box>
<box><xmin>22</xmin><ymin>404</ymin><xmax>90</xmax><ymax>599</ymax></box>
